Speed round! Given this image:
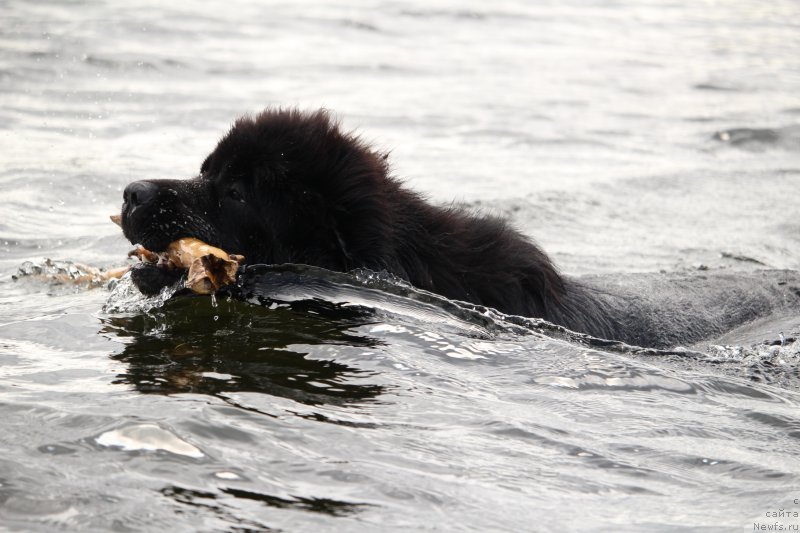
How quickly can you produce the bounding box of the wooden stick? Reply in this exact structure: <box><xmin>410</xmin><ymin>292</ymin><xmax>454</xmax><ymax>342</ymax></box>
<box><xmin>163</xmin><ymin>238</ymin><xmax>244</xmax><ymax>294</ymax></box>
<box><xmin>130</xmin><ymin>238</ymin><xmax>244</xmax><ymax>294</ymax></box>
<box><xmin>111</xmin><ymin>215</ymin><xmax>243</xmax><ymax>294</ymax></box>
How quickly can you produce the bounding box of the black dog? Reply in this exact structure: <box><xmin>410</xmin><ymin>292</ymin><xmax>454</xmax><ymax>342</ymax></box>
<box><xmin>121</xmin><ymin>109</ymin><xmax>800</xmax><ymax>348</ymax></box>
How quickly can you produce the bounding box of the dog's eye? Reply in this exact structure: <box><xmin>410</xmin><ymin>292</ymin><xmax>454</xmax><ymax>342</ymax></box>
<box><xmin>227</xmin><ymin>188</ymin><xmax>244</xmax><ymax>203</ymax></box>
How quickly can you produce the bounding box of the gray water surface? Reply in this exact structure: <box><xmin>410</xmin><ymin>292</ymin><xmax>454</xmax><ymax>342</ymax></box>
<box><xmin>2</xmin><ymin>1</ymin><xmax>800</xmax><ymax>531</ymax></box>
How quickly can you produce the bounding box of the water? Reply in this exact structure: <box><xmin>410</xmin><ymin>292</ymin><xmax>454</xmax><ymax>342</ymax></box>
<box><xmin>2</xmin><ymin>0</ymin><xmax>800</xmax><ymax>530</ymax></box>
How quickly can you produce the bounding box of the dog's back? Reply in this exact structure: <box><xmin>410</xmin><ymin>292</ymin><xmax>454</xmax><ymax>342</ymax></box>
<box><xmin>558</xmin><ymin>270</ymin><xmax>800</xmax><ymax>348</ymax></box>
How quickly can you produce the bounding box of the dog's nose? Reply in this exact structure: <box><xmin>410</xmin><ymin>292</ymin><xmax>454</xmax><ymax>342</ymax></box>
<box><xmin>123</xmin><ymin>181</ymin><xmax>159</xmax><ymax>208</ymax></box>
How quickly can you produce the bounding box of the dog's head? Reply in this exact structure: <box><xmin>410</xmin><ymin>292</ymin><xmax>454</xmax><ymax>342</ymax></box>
<box><xmin>120</xmin><ymin>109</ymin><xmax>395</xmax><ymax>294</ymax></box>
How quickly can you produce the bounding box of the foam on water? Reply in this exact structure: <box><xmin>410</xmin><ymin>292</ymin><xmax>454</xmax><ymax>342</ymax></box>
<box><xmin>95</xmin><ymin>424</ymin><xmax>205</xmax><ymax>459</ymax></box>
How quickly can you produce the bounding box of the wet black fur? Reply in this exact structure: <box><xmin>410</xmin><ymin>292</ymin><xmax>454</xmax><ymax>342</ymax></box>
<box><xmin>123</xmin><ymin>109</ymin><xmax>566</xmax><ymax>313</ymax></box>
<box><xmin>122</xmin><ymin>109</ymin><xmax>800</xmax><ymax>348</ymax></box>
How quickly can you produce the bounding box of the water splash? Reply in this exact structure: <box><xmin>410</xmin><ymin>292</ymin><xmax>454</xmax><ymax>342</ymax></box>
<box><xmin>13</xmin><ymin>259</ymin><xmax>117</xmax><ymax>289</ymax></box>
<box><xmin>103</xmin><ymin>271</ymin><xmax>182</xmax><ymax>313</ymax></box>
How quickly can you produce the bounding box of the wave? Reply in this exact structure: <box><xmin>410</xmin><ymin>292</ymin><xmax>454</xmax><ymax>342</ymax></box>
<box><xmin>95</xmin><ymin>263</ymin><xmax>800</xmax><ymax>391</ymax></box>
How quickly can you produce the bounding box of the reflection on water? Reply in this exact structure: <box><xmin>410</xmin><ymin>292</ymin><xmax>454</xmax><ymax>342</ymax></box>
<box><xmin>102</xmin><ymin>296</ymin><xmax>386</xmax><ymax>407</ymax></box>
<box><xmin>163</xmin><ymin>485</ymin><xmax>367</xmax><ymax>526</ymax></box>
<box><xmin>163</xmin><ymin>485</ymin><xmax>366</xmax><ymax>518</ymax></box>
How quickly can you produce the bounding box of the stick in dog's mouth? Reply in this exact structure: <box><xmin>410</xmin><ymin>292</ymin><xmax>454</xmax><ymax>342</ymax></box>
<box><xmin>113</xmin><ymin>214</ymin><xmax>244</xmax><ymax>294</ymax></box>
